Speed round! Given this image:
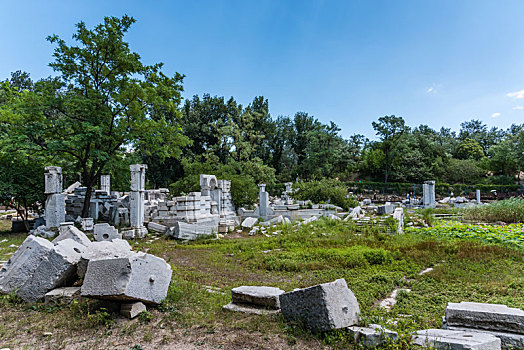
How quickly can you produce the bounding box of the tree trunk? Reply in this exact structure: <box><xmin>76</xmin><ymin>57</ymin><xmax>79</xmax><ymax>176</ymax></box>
<box><xmin>81</xmin><ymin>182</ymin><xmax>93</xmax><ymax>218</ymax></box>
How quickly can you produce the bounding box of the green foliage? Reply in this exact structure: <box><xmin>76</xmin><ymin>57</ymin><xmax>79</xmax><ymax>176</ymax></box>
<box><xmin>0</xmin><ymin>15</ymin><xmax>188</xmax><ymax>216</ymax></box>
<box><xmin>456</xmin><ymin>138</ymin><xmax>485</xmax><ymax>160</ymax></box>
<box><xmin>461</xmin><ymin>198</ymin><xmax>524</xmax><ymax>223</ymax></box>
<box><xmin>406</xmin><ymin>221</ymin><xmax>524</xmax><ymax>249</ymax></box>
<box><xmin>292</xmin><ymin>179</ymin><xmax>357</xmax><ymax>210</ymax></box>
<box><xmin>86</xmin><ymin>307</ymin><xmax>114</xmax><ymax>329</ymax></box>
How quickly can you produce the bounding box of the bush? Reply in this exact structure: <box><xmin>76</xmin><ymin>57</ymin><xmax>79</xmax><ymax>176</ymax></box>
<box><xmin>292</xmin><ymin>179</ymin><xmax>358</xmax><ymax>211</ymax></box>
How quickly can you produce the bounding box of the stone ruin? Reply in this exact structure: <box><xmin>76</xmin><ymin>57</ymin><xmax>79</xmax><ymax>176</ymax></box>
<box><xmin>222</xmin><ymin>278</ymin><xmax>522</xmax><ymax>349</ymax></box>
<box><xmin>0</xmin><ymin>226</ymin><xmax>172</xmax><ymax>318</ymax></box>
<box><xmin>44</xmin><ymin>166</ymin><xmax>65</xmax><ymax>228</ymax></box>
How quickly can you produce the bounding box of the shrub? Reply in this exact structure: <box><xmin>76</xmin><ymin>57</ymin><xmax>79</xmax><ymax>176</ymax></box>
<box><xmin>292</xmin><ymin>179</ymin><xmax>358</xmax><ymax>211</ymax></box>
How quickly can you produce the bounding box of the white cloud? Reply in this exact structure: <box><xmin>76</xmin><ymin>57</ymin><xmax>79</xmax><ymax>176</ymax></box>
<box><xmin>513</xmin><ymin>105</ymin><xmax>524</xmax><ymax>110</ymax></box>
<box><xmin>491</xmin><ymin>112</ymin><xmax>501</xmax><ymax>118</ymax></box>
<box><xmin>507</xmin><ymin>89</ymin><xmax>524</xmax><ymax>99</ymax></box>
<box><xmin>426</xmin><ymin>87</ymin><xmax>435</xmax><ymax>93</ymax></box>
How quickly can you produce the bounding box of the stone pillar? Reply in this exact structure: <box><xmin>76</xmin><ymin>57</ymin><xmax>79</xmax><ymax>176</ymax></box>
<box><xmin>127</xmin><ymin>164</ymin><xmax>147</xmax><ymax>238</ymax></box>
<box><xmin>476</xmin><ymin>189</ymin><xmax>481</xmax><ymax>205</ymax></box>
<box><xmin>423</xmin><ymin>181</ymin><xmax>436</xmax><ymax>208</ymax></box>
<box><xmin>100</xmin><ymin>175</ymin><xmax>111</xmax><ymax>195</ymax></box>
<box><xmin>45</xmin><ymin>166</ymin><xmax>65</xmax><ymax>228</ymax></box>
<box><xmin>284</xmin><ymin>182</ymin><xmax>293</xmax><ymax>205</ymax></box>
<box><xmin>258</xmin><ymin>184</ymin><xmax>268</xmax><ymax>219</ymax></box>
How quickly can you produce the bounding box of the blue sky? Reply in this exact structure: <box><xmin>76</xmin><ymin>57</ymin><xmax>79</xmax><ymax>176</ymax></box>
<box><xmin>1</xmin><ymin>0</ymin><xmax>524</xmax><ymax>138</ymax></box>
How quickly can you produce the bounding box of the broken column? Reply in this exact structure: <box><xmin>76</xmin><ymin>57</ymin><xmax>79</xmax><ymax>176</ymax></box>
<box><xmin>100</xmin><ymin>175</ymin><xmax>111</xmax><ymax>195</ymax></box>
<box><xmin>128</xmin><ymin>164</ymin><xmax>148</xmax><ymax>239</ymax></box>
<box><xmin>258</xmin><ymin>184</ymin><xmax>269</xmax><ymax>220</ymax></box>
<box><xmin>45</xmin><ymin>166</ymin><xmax>65</xmax><ymax>228</ymax></box>
<box><xmin>476</xmin><ymin>190</ymin><xmax>481</xmax><ymax>205</ymax></box>
<box><xmin>422</xmin><ymin>180</ymin><xmax>436</xmax><ymax>208</ymax></box>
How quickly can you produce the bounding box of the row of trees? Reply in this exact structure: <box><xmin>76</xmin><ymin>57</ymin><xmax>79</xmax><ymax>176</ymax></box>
<box><xmin>0</xmin><ymin>15</ymin><xmax>523</xmax><ymax>219</ymax></box>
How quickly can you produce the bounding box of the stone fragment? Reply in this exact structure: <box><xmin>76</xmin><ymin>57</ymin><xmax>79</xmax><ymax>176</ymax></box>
<box><xmin>147</xmin><ymin>222</ymin><xmax>167</xmax><ymax>234</ymax></box>
<box><xmin>241</xmin><ymin>217</ymin><xmax>258</xmax><ymax>229</ymax></box>
<box><xmin>222</xmin><ymin>302</ymin><xmax>280</xmax><ymax>315</ymax></box>
<box><xmin>53</xmin><ymin>224</ymin><xmax>91</xmax><ymax>247</ymax></box>
<box><xmin>93</xmin><ymin>223</ymin><xmax>121</xmax><ymax>242</ymax></box>
<box><xmin>446</xmin><ymin>325</ymin><xmax>524</xmax><ymax>349</ymax></box>
<box><xmin>64</xmin><ymin>181</ymin><xmax>81</xmax><ymax>194</ymax></box>
<box><xmin>80</xmin><ymin>218</ymin><xmax>94</xmax><ymax>232</ymax></box>
<box><xmin>327</xmin><ymin>214</ymin><xmax>341</xmax><ymax>221</ymax></box>
<box><xmin>412</xmin><ymin>329</ymin><xmax>501</xmax><ymax>349</ymax></box>
<box><xmin>81</xmin><ymin>252</ymin><xmax>172</xmax><ymax>304</ymax></box>
<box><xmin>44</xmin><ymin>286</ymin><xmax>81</xmax><ymax>304</ymax></box>
<box><xmin>345</xmin><ymin>206</ymin><xmax>361</xmax><ymax>220</ymax></box>
<box><xmin>446</xmin><ymin>302</ymin><xmax>524</xmax><ymax>334</ymax></box>
<box><xmin>232</xmin><ymin>286</ymin><xmax>284</xmax><ymax>309</ymax></box>
<box><xmin>377</xmin><ymin>204</ymin><xmax>394</xmax><ymax>215</ymax></box>
<box><xmin>77</xmin><ymin>239</ymin><xmax>134</xmax><ymax>279</ymax></box>
<box><xmin>347</xmin><ymin>324</ymin><xmax>398</xmax><ymax>348</ymax></box>
<box><xmin>0</xmin><ymin>235</ymin><xmax>54</xmax><ymax>294</ymax></box>
<box><xmin>279</xmin><ymin>278</ymin><xmax>360</xmax><ymax>331</ymax></box>
<box><xmin>17</xmin><ymin>239</ymin><xmax>86</xmax><ymax>302</ymax></box>
<box><xmin>120</xmin><ymin>302</ymin><xmax>147</xmax><ymax>319</ymax></box>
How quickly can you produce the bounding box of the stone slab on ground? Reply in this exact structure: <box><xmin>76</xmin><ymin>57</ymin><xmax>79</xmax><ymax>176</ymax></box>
<box><xmin>147</xmin><ymin>222</ymin><xmax>167</xmax><ymax>234</ymax></box>
<box><xmin>77</xmin><ymin>239</ymin><xmax>134</xmax><ymax>279</ymax></box>
<box><xmin>93</xmin><ymin>223</ymin><xmax>121</xmax><ymax>242</ymax></box>
<box><xmin>347</xmin><ymin>324</ymin><xmax>398</xmax><ymax>348</ymax></box>
<box><xmin>241</xmin><ymin>217</ymin><xmax>258</xmax><ymax>229</ymax></box>
<box><xmin>447</xmin><ymin>325</ymin><xmax>524</xmax><ymax>350</ymax></box>
<box><xmin>0</xmin><ymin>235</ymin><xmax>54</xmax><ymax>294</ymax></box>
<box><xmin>81</xmin><ymin>252</ymin><xmax>172</xmax><ymax>304</ymax></box>
<box><xmin>279</xmin><ymin>278</ymin><xmax>360</xmax><ymax>332</ymax></box>
<box><xmin>222</xmin><ymin>302</ymin><xmax>281</xmax><ymax>315</ymax></box>
<box><xmin>44</xmin><ymin>286</ymin><xmax>81</xmax><ymax>304</ymax></box>
<box><xmin>53</xmin><ymin>224</ymin><xmax>91</xmax><ymax>247</ymax></box>
<box><xmin>17</xmin><ymin>239</ymin><xmax>86</xmax><ymax>302</ymax></box>
<box><xmin>446</xmin><ymin>302</ymin><xmax>524</xmax><ymax>334</ymax></box>
<box><xmin>231</xmin><ymin>286</ymin><xmax>284</xmax><ymax>309</ymax></box>
<box><xmin>377</xmin><ymin>204</ymin><xmax>395</xmax><ymax>215</ymax></box>
<box><xmin>120</xmin><ymin>302</ymin><xmax>147</xmax><ymax>319</ymax></box>
<box><xmin>413</xmin><ymin>329</ymin><xmax>501</xmax><ymax>350</ymax></box>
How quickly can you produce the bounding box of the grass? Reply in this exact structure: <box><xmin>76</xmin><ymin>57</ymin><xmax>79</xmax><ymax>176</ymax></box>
<box><xmin>461</xmin><ymin>197</ymin><xmax>524</xmax><ymax>223</ymax></box>
<box><xmin>0</xmin><ymin>217</ymin><xmax>523</xmax><ymax>349</ymax></box>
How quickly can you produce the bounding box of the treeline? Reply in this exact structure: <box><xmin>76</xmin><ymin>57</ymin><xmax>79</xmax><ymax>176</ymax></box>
<box><xmin>147</xmin><ymin>94</ymin><xmax>524</xmax><ymax>192</ymax></box>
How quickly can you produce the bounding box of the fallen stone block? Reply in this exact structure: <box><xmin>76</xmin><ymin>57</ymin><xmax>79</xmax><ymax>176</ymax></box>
<box><xmin>232</xmin><ymin>286</ymin><xmax>284</xmax><ymax>309</ymax></box>
<box><xmin>147</xmin><ymin>222</ymin><xmax>167</xmax><ymax>234</ymax></box>
<box><xmin>17</xmin><ymin>239</ymin><xmax>86</xmax><ymax>302</ymax></box>
<box><xmin>446</xmin><ymin>302</ymin><xmax>524</xmax><ymax>334</ymax></box>
<box><xmin>345</xmin><ymin>206</ymin><xmax>361</xmax><ymax>220</ymax></box>
<box><xmin>31</xmin><ymin>225</ymin><xmax>57</xmax><ymax>239</ymax></box>
<box><xmin>167</xmin><ymin>221</ymin><xmax>216</xmax><ymax>240</ymax></box>
<box><xmin>120</xmin><ymin>302</ymin><xmax>147</xmax><ymax>319</ymax></box>
<box><xmin>223</xmin><ymin>302</ymin><xmax>280</xmax><ymax>315</ymax></box>
<box><xmin>241</xmin><ymin>217</ymin><xmax>258</xmax><ymax>229</ymax></box>
<box><xmin>0</xmin><ymin>235</ymin><xmax>54</xmax><ymax>294</ymax></box>
<box><xmin>269</xmin><ymin>215</ymin><xmax>284</xmax><ymax>225</ymax></box>
<box><xmin>327</xmin><ymin>214</ymin><xmax>341</xmax><ymax>221</ymax></box>
<box><xmin>302</xmin><ymin>216</ymin><xmax>319</xmax><ymax>225</ymax></box>
<box><xmin>377</xmin><ymin>204</ymin><xmax>395</xmax><ymax>215</ymax></box>
<box><xmin>412</xmin><ymin>329</ymin><xmax>501</xmax><ymax>349</ymax></box>
<box><xmin>348</xmin><ymin>324</ymin><xmax>398</xmax><ymax>348</ymax></box>
<box><xmin>80</xmin><ymin>218</ymin><xmax>94</xmax><ymax>232</ymax></box>
<box><xmin>446</xmin><ymin>325</ymin><xmax>524</xmax><ymax>349</ymax></box>
<box><xmin>53</xmin><ymin>224</ymin><xmax>91</xmax><ymax>247</ymax></box>
<box><xmin>93</xmin><ymin>223</ymin><xmax>121</xmax><ymax>242</ymax></box>
<box><xmin>77</xmin><ymin>239</ymin><xmax>134</xmax><ymax>279</ymax></box>
<box><xmin>279</xmin><ymin>278</ymin><xmax>360</xmax><ymax>332</ymax></box>
<box><xmin>81</xmin><ymin>252</ymin><xmax>172</xmax><ymax>304</ymax></box>
<box><xmin>44</xmin><ymin>286</ymin><xmax>81</xmax><ymax>305</ymax></box>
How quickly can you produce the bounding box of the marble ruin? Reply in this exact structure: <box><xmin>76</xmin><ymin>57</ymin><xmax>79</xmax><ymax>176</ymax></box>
<box><xmin>44</xmin><ymin>166</ymin><xmax>65</xmax><ymax>228</ymax></box>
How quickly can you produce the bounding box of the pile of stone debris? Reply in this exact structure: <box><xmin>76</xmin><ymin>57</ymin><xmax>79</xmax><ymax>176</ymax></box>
<box><xmin>223</xmin><ymin>278</ymin><xmax>523</xmax><ymax>349</ymax></box>
<box><xmin>0</xmin><ymin>223</ymin><xmax>172</xmax><ymax>319</ymax></box>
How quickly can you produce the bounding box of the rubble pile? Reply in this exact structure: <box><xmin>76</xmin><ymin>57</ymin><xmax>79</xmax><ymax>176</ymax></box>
<box><xmin>0</xmin><ymin>224</ymin><xmax>172</xmax><ymax>318</ymax></box>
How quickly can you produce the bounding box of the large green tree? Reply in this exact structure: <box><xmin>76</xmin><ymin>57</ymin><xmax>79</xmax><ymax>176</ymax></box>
<box><xmin>372</xmin><ymin>115</ymin><xmax>407</xmax><ymax>183</ymax></box>
<box><xmin>1</xmin><ymin>16</ymin><xmax>188</xmax><ymax>217</ymax></box>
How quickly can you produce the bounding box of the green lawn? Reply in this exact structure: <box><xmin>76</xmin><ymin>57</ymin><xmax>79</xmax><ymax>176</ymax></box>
<box><xmin>0</xmin><ymin>218</ymin><xmax>523</xmax><ymax>349</ymax></box>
